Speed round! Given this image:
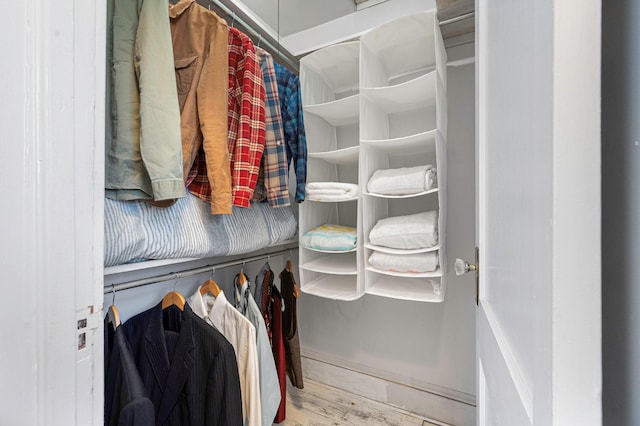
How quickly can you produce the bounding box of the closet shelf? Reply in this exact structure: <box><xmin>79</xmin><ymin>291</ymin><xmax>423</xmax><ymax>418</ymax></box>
<box><xmin>300</xmin><ymin>254</ymin><xmax>357</xmax><ymax>275</ymax></box>
<box><xmin>363</xmin><ymin>188</ymin><xmax>438</xmax><ymax>199</ymax></box>
<box><xmin>300</xmin><ymin>245</ymin><xmax>358</xmax><ymax>254</ymax></box>
<box><xmin>366</xmin><ymin>276</ymin><xmax>444</xmax><ymax>303</ymax></box>
<box><xmin>360</xmin><ymin>12</ymin><xmax>445</xmax><ymax>87</ymax></box>
<box><xmin>300</xmin><ymin>41</ymin><xmax>360</xmax><ymax>95</ymax></box>
<box><xmin>308</xmin><ymin>146</ymin><xmax>359</xmax><ymax>164</ymax></box>
<box><xmin>364</xmin><ymin>243</ymin><xmax>440</xmax><ymax>255</ymax></box>
<box><xmin>307</xmin><ymin>195</ymin><xmax>358</xmax><ymax>203</ymax></box>
<box><xmin>361</xmin><ymin>130</ymin><xmax>438</xmax><ymax>154</ymax></box>
<box><xmin>303</xmin><ymin>94</ymin><xmax>360</xmax><ymax>126</ymax></box>
<box><xmin>366</xmin><ymin>266</ymin><xmax>442</xmax><ymax>278</ymax></box>
<box><xmin>104</xmin><ymin>239</ymin><xmax>299</xmax><ymax>277</ymax></box>
<box><xmin>301</xmin><ymin>275</ymin><xmax>361</xmax><ymax>301</ymax></box>
<box><xmin>361</xmin><ymin>72</ymin><xmax>437</xmax><ymax>114</ymax></box>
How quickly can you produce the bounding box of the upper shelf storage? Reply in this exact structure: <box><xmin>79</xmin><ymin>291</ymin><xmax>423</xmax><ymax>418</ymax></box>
<box><xmin>300</xmin><ymin>41</ymin><xmax>360</xmax><ymax>106</ymax></box>
<box><xmin>360</xmin><ymin>11</ymin><xmax>447</xmax><ymax>89</ymax></box>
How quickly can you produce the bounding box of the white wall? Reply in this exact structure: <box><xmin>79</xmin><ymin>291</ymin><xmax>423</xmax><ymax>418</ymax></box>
<box><xmin>0</xmin><ymin>1</ymin><xmax>105</xmax><ymax>424</ymax></box>
<box><xmin>602</xmin><ymin>1</ymin><xmax>640</xmax><ymax>424</ymax></box>
<box><xmin>297</xmin><ymin>62</ymin><xmax>477</xmax><ymax>406</ymax></box>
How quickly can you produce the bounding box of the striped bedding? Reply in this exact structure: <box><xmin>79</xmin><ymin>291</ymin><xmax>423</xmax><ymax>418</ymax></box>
<box><xmin>104</xmin><ymin>193</ymin><xmax>297</xmax><ymax>267</ymax></box>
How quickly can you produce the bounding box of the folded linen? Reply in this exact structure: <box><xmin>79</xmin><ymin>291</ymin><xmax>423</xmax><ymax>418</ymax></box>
<box><xmin>301</xmin><ymin>224</ymin><xmax>357</xmax><ymax>251</ymax></box>
<box><xmin>369</xmin><ymin>211</ymin><xmax>438</xmax><ymax>249</ymax></box>
<box><xmin>369</xmin><ymin>251</ymin><xmax>439</xmax><ymax>273</ymax></box>
<box><xmin>367</xmin><ymin>165</ymin><xmax>437</xmax><ymax>196</ymax></box>
<box><xmin>306</xmin><ymin>182</ymin><xmax>358</xmax><ymax>201</ymax></box>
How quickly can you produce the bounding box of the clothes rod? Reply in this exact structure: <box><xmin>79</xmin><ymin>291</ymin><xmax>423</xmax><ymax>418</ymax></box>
<box><xmin>104</xmin><ymin>247</ymin><xmax>294</xmax><ymax>294</ymax></box>
<box><xmin>197</xmin><ymin>0</ymin><xmax>300</xmax><ymax>72</ymax></box>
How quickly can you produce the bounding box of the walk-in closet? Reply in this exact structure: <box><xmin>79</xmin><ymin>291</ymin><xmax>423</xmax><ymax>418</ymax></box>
<box><xmin>2</xmin><ymin>0</ymin><xmax>618</xmax><ymax>424</ymax></box>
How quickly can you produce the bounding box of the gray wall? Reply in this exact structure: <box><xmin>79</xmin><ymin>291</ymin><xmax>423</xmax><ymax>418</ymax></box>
<box><xmin>602</xmin><ymin>1</ymin><xmax>640</xmax><ymax>424</ymax></box>
<box><xmin>297</xmin><ymin>63</ymin><xmax>477</xmax><ymax>400</ymax></box>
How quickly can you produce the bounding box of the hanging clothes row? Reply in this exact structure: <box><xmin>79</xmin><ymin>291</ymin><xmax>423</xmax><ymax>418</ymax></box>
<box><xmin>105</xmin><ymin>0</ymin><xmax>307</xmax><ymax>213</ymax></box>
<box><xmin>105</xmin><ymin>260</ymin><xmax>303</xmax><ymax>426</ymax></box>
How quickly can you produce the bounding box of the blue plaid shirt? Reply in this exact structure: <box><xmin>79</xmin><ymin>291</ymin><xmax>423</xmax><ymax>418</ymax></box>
<box><xmin>253</xmin><ymin>49</ymin><xmax>290</xmax><ymax>207</ymax></box>
<box><xmin>275</xmin><ymin>63</ymin><xmax>307</xmax><ymax>203</ymax></box>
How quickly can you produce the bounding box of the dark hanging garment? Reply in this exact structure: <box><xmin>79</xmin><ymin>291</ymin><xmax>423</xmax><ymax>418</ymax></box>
<box><xmin>270</xmin><ymin>287</ymin><xmax>287</xmax><ymax>423</ymax></box>
<box><xmin>279</xmin><ymin>268</ymin><xmax>304</xmax><ymax>389</ymax></box>
<box><xmin>122</xmin><ymin>302</ymin><xmax>243</xmax><ymax>426</ymax></box>
<box><xmin>104</xmin><ymin>318</ymin><xmax>155</xmax><ymax>426</ymax></box>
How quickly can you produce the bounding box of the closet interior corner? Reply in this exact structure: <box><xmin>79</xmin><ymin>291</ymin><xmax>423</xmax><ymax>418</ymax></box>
<box><xmin>102</xmin><ymin>0</ymin><xmax>474</xmax><ymax>423</ymax></box>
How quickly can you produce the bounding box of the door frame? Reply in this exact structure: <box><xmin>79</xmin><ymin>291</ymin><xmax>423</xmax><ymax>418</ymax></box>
<box><xmin>475</xmin><ymin>0</ymin><xmax>602</xmax><ymax>423</ymax></box>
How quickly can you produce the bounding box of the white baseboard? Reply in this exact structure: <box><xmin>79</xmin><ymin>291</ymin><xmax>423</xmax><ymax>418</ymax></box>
<box><xmin>300</xmin><ymin>352</ymin><xmax>476</xmax><ymax>426</ymax></box>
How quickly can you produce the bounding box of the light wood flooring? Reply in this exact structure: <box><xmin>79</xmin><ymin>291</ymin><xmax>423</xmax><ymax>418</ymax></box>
<box><xmin>278</xmin><ymin>379</ymin><xmax>444</xmax><ymax>426</ymax></box>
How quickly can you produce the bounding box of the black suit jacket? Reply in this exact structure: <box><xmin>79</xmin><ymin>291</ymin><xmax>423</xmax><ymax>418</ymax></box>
<box><xmin>122</xmin><ymin>302</ymin><xmax>242</xmax><ymax>426</ymax></box>
<box><xmin>104</xmin><ymin>318</ymin><xmax>155</xmax><ymax>426</ymax></box>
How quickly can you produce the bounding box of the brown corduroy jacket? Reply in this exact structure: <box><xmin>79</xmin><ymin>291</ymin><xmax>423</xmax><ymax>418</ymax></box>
<box><xmin>170</xmin><ymin>0</ymin><xmax>232</xmax><ymax>214</ymax></box>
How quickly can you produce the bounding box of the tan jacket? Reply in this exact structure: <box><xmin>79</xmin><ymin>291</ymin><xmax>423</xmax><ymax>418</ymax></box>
<box><xmin>170</xmin><ymin>0</ymin><xmax>232</xmax><ymax>214</ymax></box>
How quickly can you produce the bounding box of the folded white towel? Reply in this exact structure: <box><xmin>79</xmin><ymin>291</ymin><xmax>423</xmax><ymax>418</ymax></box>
<box><xmin>369</xmin><ymin>251</ymin><xmax>439</xmax><ymax>273</ymax></box>
<box><xmin>306</xmin><ymin>182</ymin><xmax>358</xmax><ymax>201</ymax></box>
<box><xmin>369</xmin><ymin>211</ymin><xmax>438</xmax><ymax>249</ymax></box>
<box><xmin>367</xmin><ymin>165</ymin><xmax>437</xmax><ymax>196</ymax></box>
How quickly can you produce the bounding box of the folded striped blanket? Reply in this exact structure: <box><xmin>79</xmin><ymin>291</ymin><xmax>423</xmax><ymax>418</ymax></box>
<box><xmin>300</xmin><ymin>224</ymin><xmax>357</xmax><ymax>252</ymax></box>
<box><xmin>104</xmin><ymin>193</ymin><xmax>297</xmax><ymax>266</ymax></box>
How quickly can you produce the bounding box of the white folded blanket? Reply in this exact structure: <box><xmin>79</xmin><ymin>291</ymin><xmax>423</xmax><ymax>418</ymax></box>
<box><xmin>369</xmin><ymin>211</ymin><xmax>438</xmax><ymax>249</ymax></box>
<box><xmin>301</xmin><ymin>224</ymin><xmax>357</xmax><ymax>251</ymax></box>
<box><xmin>369</xmin><ymin>251</ymin><xmax>439</xmax><ymax>273</ymax></box>
<box><xmin>306</xmin><ymin>182</ymin><xmax>358</xmax><ymax>201</ymax></box>
<box><xmin>367</xmin><ymin>165</ymin><xmax>437</xmax><ymax>196</ymax></box>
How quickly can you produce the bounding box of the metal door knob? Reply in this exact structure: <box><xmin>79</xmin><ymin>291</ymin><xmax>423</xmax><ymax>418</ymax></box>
<box><xmin>455</xmin><ymin>258</ymin><xmax>478</xmax><ymax>276</ymax></box>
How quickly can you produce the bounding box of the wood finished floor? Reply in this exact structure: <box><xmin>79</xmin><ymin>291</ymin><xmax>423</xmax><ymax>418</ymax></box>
<box><xmin>278</xmin><ymin>379</ymin><xmax>442</xmax><ymax>426</ymax></box>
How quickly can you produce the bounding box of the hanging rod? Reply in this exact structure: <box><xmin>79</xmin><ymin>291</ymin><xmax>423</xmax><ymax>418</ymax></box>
<box><xmin>104</xmin><ymin>246</ymin><xmax>294</xmax><ymax>294</ymax></box>
<box><xmin>197</xmin><ymin>0</ymin><xmax>300</xmax><ymax>72</ymax></box>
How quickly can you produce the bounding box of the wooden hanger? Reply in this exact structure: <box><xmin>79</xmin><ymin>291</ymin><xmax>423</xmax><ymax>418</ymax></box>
<box><xmin>107</xmin><ymin>286</ymin><xmax>121</xmax><ymax>328</ymax></box>
<box><xmin>200</xmin><ymin>279</ymin><xmax>221</xmax><ymax>297</ymax></box>
<box><xmin>237</xmin><ymin>261</ymin><xmax>248</xmax><ymax>286</ymax></box>
<box><xmin>162</xmin><ymin>291</ymin><xmax>186</xmax><ymax>310</ymax></box>
<box><xmin>107</xmin><ymin>305</ymin><xmax>121</xmax><ymax>328</ymax></box>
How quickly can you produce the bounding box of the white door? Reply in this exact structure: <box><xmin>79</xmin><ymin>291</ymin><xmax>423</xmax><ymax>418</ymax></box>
<box><xmin>475</xmin><ymin>0</ymin><xmax>602</xmax><ymax>424</ymax></box>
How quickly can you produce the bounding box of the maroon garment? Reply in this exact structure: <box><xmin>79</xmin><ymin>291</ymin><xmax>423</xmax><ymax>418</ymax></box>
<box><xmin>271</xmin><ymin>288</ymin><xmax>287</xmax><ymax>423</ymax></box>
<box><xmin>260</xmin><ymin>268</ymin><xmax>274</xmax><ymax>344</ymax></box>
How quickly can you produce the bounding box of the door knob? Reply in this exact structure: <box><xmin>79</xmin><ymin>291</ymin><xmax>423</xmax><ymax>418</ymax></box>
<box><xmin>455</xmin><ymin>258</ymin><xmax>477</xmax><ymax>275</ymax></box>
<box><xmin>456</xmin><ymin>248</ymin><xmax>480</xmax><ymax>306</ymax></box>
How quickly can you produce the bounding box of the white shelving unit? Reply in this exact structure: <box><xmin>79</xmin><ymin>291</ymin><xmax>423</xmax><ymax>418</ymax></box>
<box><xmin>299</xmin><ymin>41</ymin><xmax>363</xmax><ymax>301</ymax></box>
<box><xmin>299</xmin><ymin>11</ymin><xmax>447</xmax><ymax>302</ymax></box>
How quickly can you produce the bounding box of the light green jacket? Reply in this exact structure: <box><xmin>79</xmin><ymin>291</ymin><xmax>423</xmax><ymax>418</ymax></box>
<box><xmin>105</xmin><ymin>0</ymin><xmax>184</xmax><ymax>201</ymax></box>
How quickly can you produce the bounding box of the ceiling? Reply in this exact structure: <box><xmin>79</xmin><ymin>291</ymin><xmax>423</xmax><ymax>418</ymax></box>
<box><xmin>236</xmin><ymin>0</ymin><xmax>473</xmax><ymax>40</ymax></box>
<box><xmin>239</xmin><ymin>0</ymin><xmax>359</xmax><ymax>37</ymax></box>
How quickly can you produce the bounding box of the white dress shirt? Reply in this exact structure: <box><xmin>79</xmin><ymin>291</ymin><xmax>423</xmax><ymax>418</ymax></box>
<box><xmin>235</xmin><ymin>282</ymin><xmax>281</xmax><ymax>426</ymax></box>
<box><xmin>190</xmin><ymin>289</ymin><xmax>261</xmax><ymax>426</ymax></box>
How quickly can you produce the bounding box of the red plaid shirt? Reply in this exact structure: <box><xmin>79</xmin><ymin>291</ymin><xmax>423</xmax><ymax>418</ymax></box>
<box><xmin>187</xmin><ymin>27</ymin><xmax>266</xmax><ymax>208</ymax></box>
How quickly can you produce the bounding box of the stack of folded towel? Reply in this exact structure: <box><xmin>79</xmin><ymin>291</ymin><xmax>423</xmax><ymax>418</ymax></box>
<box><xmin>301</xmin><ymin>224</ymin><xmax>357</xmax><ymax>252</ymax></box>
<box><xmin>368</xmin><ymin>211</ymin><xmax>439</xmax><ymax>273</ymax></box>
<box><xmin>369</xmin><ymin>251</ymin><xmax>439</xmax><ymax>273</ymax></box>
<box><xmin>305</xmin><ymin>182</ymin><xmax>358</xmax><ymax>202</ymax></box>
<box><xmin>369</xmin><ymin>211</ymin><xmax>438</xmax><ymax>249</ymax></box>
<box><xmin>367</xmin><ymin>165</ymin><xmax>437</xmax><ymax>196</ymax></box>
